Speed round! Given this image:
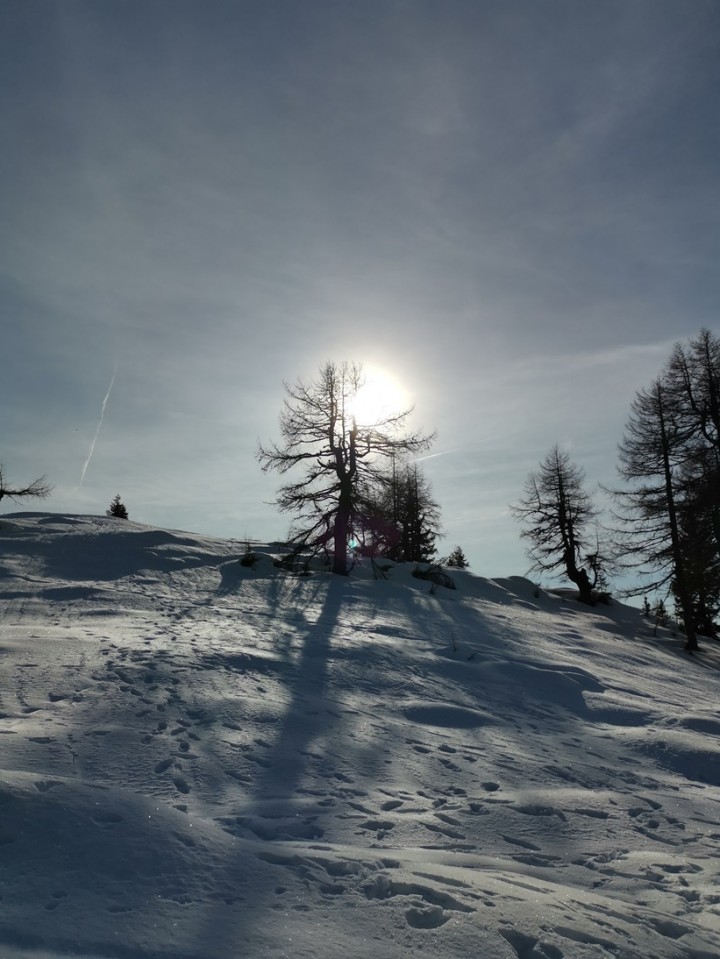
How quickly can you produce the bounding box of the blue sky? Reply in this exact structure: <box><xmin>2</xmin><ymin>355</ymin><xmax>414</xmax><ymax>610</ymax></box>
<box><xmin>2</xmin><ymin>0</ymin><xmax>719</xmax><ymax>581</ymax></box>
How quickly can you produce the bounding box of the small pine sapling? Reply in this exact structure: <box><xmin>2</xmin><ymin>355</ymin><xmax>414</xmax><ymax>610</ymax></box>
<box><xmin>107</xmin><ymin>495</ymin><xmax>129</xmax><ymax>519</ymax></box>
<box><xmin>240</xmin><ymin>540</ymin><xmax>257</xmax><ymax>567</ymax></box>
<box><xmin>445</xmin><ymin>546</ymin><xmax>469</xmax><ymax>569</ymax></box>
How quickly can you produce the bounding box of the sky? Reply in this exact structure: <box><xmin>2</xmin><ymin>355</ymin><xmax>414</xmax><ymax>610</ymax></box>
<box><xmin>2</xmin><ymin>0</ymin><xmax>719</xmax><ymax>582</ymax></box>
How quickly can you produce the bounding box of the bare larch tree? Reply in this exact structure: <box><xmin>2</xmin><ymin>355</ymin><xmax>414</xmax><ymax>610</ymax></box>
<box><xmin>513</xmin><ymin>445</ymin><xmax>607</xmax><ymax>605</ymax></box>
<box><xmin>257</xmin><ymin>361</ymin><xmax>435</xmax><ymax>575</ymax></box>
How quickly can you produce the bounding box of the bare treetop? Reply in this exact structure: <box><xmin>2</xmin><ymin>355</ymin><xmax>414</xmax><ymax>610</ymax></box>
<box><xmin>258</xmin><ymin>361</ymin><xmax>436</xmax><ymax>574</ymax></box>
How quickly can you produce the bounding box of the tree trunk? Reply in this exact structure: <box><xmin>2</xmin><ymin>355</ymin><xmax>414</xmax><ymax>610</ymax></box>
<box><xmin>333</xmin><ymin>474</ymin><xmax>354</xmax><ymax>575</ymax></box>
<box><xmin>563</xmin><ymin>548</ymin><xmax>594</xmax><ymax>605</ymax></box>
<box><xmin>656</xmin><ymin>390</ymin><xmax>699</xmax><ymax>652</ymax></box>
<box><xmin>333</xmin><ymin>506</ymin><xmax>348</xmax><ymax>575</ymax></box>
<box><xmin>573</xmin><ymin>568</ymin><xmax>594</xmax><ymax>606</ymax></box>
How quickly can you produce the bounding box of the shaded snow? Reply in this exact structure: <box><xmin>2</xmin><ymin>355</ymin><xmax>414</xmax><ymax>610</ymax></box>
<box><xmin>1</xmin><ymin>513</ymin><xmax>720</xmax><ymax>958</ymax></box>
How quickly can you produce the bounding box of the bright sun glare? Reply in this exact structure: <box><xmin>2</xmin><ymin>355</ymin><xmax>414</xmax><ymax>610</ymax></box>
<box><xmin>349</xmin><ymin>367</ymin><xmax>411</xmax><ymax>427</ymax></box>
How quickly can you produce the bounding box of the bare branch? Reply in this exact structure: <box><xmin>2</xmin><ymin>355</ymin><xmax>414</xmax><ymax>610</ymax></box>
<box><xmin>0</xmin><ymin>464</ymin><xmax>52</xmax><ymax>504</ymax></box>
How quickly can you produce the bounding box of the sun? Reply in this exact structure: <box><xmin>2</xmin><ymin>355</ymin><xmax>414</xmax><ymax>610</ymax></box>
<box><xmin>348</xmin><ymin>366</ymin><xmax>411</xmax><ymax>427</ymax></box>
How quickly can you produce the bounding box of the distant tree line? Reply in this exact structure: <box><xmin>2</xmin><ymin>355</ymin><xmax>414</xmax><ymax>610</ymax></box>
<box><xmin>513</xmin><ymin>329</ymin><xmax>720</xmax><ymax>652</ymax></box>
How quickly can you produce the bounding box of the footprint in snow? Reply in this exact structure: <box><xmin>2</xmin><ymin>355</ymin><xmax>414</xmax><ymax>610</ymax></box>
<box><xmin>434</xmin><ymin>811</ymin><xmax>463</xmax><ymax>828</ymax></box>
<box><xmin>225</xmin><ymin>769</ymin><xmax>251</xmax><ymax>784</ymax></box>
<box><xmin>438</xmin><ymin>757</ymin><xmax>461</xmax><ymax>771</ymax></box>
<box><xmin>424</xmin><ymin>821</ymin><xmax>466</xmax><ymax>841</ymax></box>
<box><xmin>34</xmin><ymin>780</ymin><xmax>61</xmax><ymax>793</ymax></box>
<box><xmin>501</xmin><ymin>834</ymin><xmax>540</xmax><ymax>851</ymax></box>
<box><xmin>405</xmin><ymin>904</ymin><xmax>449</xmax><ymax>929</ymax></box>
<box><xmin>500</xmin><ymin>928</ymin><xmax>563</xmax><ymax>959</ymax></box>
<box><xmin>359</xmin><ymin>819</ymin><xmax>395</xmax><ymax>834</ymax></box>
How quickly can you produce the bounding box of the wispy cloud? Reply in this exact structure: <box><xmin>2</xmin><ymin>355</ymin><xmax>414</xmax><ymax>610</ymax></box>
<box><xmin>78</xmin><ymin>365</ymin><xmax>118</xmax><ymax>488</ymax></box>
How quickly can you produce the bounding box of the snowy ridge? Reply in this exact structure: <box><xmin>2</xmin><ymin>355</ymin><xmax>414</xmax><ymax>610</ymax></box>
<box><xmin>1</xmin><ymin>513</ymin><xmax>720</xmax><ymax>958</ymax></box>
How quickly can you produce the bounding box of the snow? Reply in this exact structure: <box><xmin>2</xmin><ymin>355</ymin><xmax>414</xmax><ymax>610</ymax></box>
<box><xmin>1</xmin><ymin>512</ymin><xmax>720</xmax><ymax>959</ymax></box>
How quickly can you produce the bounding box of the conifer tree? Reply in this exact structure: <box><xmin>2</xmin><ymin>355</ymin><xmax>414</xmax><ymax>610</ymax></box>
<box><xmin>445</xmin><ymin>546</ymin><xmax>469</xmax><ymax>569</ymax></box>
<box><xmin>107</xmin><ymin>495</ymin><xmax>129</xmax><ymax>519</ymax></box>
<box><xmin>362</xmin><ymin>460</ymin><xmax>440</xmax><ymax>563</ymax></box>
<box><xmin>613</xmin><ymin>379</ymin><xmax>698</xmax><ymax>650</ymax></box>
<box><xmin>664</xmin><ymin>329</ymin><xmax>720</xmax><ymax>634</ymax></box>
<box><xmin>611</xmin><ymin>331</ymin><xmax>720</xmax><ymax>647</ymax></box>
<box><xmin>512</xmin><ymin>446</ymin><xmax>607</xmax><ymax>605</ymax></box>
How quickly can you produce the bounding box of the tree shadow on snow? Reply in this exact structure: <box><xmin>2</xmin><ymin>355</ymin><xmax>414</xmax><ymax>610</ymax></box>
<box><xmin>187</xmin><ymin>573</ymin><xmax>347</xmax><ymax>953</ymax></box>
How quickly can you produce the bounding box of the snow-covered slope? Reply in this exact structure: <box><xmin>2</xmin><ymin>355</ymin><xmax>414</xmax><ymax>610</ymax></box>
<box><xmin>1</xmin><ymin>513</ymin><xmax>719</xmax><ymax>959</ymax></box>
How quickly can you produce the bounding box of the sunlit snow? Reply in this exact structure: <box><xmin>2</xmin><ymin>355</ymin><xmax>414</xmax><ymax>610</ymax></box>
<box><xmin>1</xmin><ymin>513</ymin><xmax>719</xmax><ymax>958</ymax></box>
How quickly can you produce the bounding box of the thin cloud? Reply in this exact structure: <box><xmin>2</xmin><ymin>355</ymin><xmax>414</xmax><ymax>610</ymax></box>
<box><xmin>78</xmin><ymin>365</ymin><xmax>118</xmax><ymax>489</ymax></box>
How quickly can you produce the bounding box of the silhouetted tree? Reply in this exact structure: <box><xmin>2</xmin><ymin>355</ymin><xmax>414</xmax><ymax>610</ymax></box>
<box><xmin>0</xmin><ymin>464</ymin><xmax>52</xmax><ymax>505</ymax></box>
<box><xmin>106</xmin><ymin>495</ymin><xmax>128</xmax><ymax>519</ymax></box>
<box><xmin>664</xmin><ymin>329</ymin><xmax>720</xmax><ymax>634</ymax></box>
<box><xmin>445</xmin><ymin>546</ymin><xmax>469</xmax><ymax>569</ymax></box>
<box><xmin>257</xmin><ymin>361</ymin><xmax>435</xmax><ymax>575</ymax></box>
<box><xmin>397</xmin><ymin>464</ymin><xmax>439</xmax><ymax>563</ymax></box>
<box><xmin>362</xmin><ymin>459</ymin><xmax>441</xmax><ymax>562</ymax></box>
<box><xmin>613</xmin><ymin>379</ymin><xmax>698</xmax><ymax>650</ymax></box>
<box><xmin>666</xmin><ymin>329</ymin><xmax>720</xmax><ymax>457</ymax></box>
<box><xmin>672</xmin><ymin>451</ymin><xmax>720</xmax><ymax>637</ymax></box>
<box><xmin>513</xmin><ymin>446</ymin><xmax>607</xmax><ymax>605</ymax></box>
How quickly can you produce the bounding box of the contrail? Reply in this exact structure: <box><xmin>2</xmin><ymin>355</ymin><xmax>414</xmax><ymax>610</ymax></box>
<box><xmin>79</xmin><ymin>365</ymin><xmax>118</xmax><ymax>488</ymax></box>
<box><xmin>413</xmin><ymin>448</ymin><xmax>458</xmax><ymax>463</ymax></box>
